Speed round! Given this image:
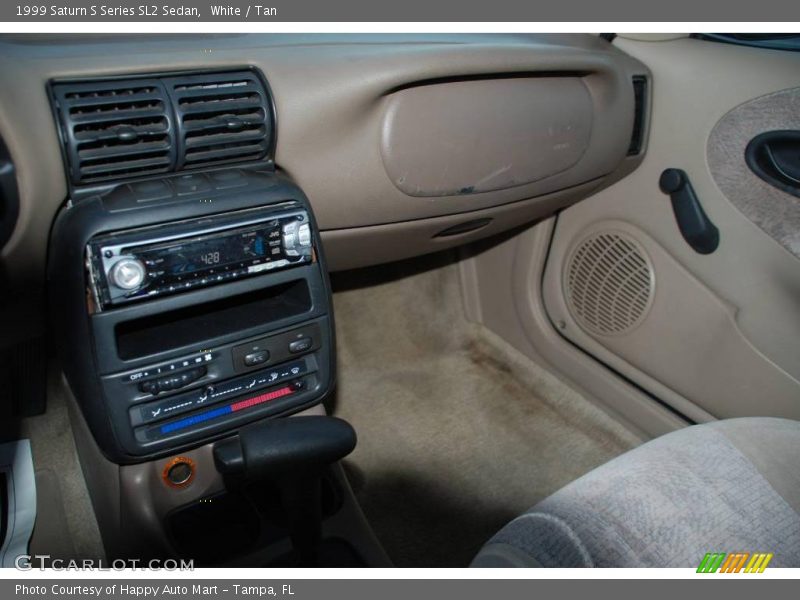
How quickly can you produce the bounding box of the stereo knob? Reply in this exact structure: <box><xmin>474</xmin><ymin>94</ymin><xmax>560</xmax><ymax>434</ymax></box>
<box><xmin>109</xmin><ymin>258</ymin><xmax>146</xmax><ymax>291</ymax></box>
<box><xmin>282</xmin><ymin>219</ymin><xmax>312</xmax><ymax>257</ymax></box>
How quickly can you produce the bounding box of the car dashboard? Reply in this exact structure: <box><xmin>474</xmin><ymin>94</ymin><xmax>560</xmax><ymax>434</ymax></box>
<box><xmin>0</xmin><ymin>33</ymin><xmax>650</xmax><ymax>566</ymax></box>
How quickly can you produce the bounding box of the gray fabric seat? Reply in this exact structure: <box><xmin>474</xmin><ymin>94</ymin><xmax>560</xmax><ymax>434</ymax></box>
<box><xmin>472</xmin><ymin>417</ymin><xmax>800</xmax><ymax>567</ymax></box>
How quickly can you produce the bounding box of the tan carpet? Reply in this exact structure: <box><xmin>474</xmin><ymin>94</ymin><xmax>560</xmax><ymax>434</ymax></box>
<box><xmin>0</xmin><ymin>368</ymin><xmax>105</xmax><ymax>562</ymax></box>
<box><xmin>329</xmin><ymin>252</ymin><xmax>642</xmax><ymax>567</ymax></box>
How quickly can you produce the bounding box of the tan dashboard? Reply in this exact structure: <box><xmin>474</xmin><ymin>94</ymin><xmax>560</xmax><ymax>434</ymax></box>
<box><xmin>0</xmin><ymin>33</ymin><xmax>648</xmax><ymax>282</ymax></box>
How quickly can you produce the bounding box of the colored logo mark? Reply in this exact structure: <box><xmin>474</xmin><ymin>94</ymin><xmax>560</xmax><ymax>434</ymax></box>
<box><xmin>696</xmin><ymin>552</ymin><xmax>773</xmax><ymax>573</ymax></box>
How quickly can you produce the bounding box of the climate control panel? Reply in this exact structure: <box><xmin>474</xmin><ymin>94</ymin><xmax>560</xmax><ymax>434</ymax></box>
<box><xmin>100</xmin><ymin>319</ymin><xmax>330</xmax><ymax>455</ymax></box>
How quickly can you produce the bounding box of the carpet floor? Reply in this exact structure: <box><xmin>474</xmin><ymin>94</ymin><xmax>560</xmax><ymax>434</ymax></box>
<box><xmin>0</xmin><ymin>368</ymin><xmax>106</xmax><ymax>562</ymax></box>
<box><xmin>329</xmin><ymin>253</ymin><xmax>642</xmax><ymax>567</ymax></box>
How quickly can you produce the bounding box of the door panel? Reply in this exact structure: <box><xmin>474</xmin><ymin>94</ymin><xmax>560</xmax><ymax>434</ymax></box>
<box><xmin>707</xmin><ymin>87</ymin><xmax>800</xmax><ymax>257</ymax></box>
<box><xmin>542</xmin><ymin>36</ymin><xmax>800</xmax><ymax>421</ymax></box>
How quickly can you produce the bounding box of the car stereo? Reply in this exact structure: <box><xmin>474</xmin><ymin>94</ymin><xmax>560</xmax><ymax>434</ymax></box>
<box><xmin>88</xmin><ymin>207</ymin><xmax>313</xmax><ymax>309</ymax></box>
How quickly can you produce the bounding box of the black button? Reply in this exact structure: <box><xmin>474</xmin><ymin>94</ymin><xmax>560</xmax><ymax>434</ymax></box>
<box><xmin>138</xmin><ymin>365</ymin><xmax>206</xmax><ymax>396</ymax></box>
<box><xmin>161</xmin><ymin>376</ymin><xmax>181</xmax><ymax>391</ymax></box>
<box><xmin>139</xmin><ymin>380</ymin><xmax>160</xmax><ymax>395</ymax></box>
<box><xmin>288</xmin><ymin>338</ymin><xmax>312</xmax><ymax>354</ymax></box>
<box><xmin>244</xmin><ymin>350</ymin><xmax>270</xmax><ymax>367</ymax></box>
<box><xmin>182</xmin><ymin>365</ymin><xmax>207</xmax><ymax>385</ymax></box>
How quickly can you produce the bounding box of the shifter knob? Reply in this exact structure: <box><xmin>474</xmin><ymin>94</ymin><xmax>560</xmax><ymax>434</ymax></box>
<box><xmin>214</xmin><ymin>416</ymin><xmax>356</xmax><ymax>567</ymax></box>
<box><xmin>213</xmin><ymin>416</ymin><xmax>357</xmax><ymax>480</ymax></box>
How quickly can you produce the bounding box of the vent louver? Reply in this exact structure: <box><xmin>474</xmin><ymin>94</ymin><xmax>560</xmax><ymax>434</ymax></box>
<box><xmin>564</xmin><ymin>231</ymin><xmax>654</xmax><ymax>337</ymax></box>
<box><xmin>52</xmin><ymin>79</ymin><xmax>176</xmax><ymax>184</ymax></box>
<box><xmin>627</xmin><ymin>76</ymin><xmax>647</xmax><ymax>156</ymax></box>
<box><xmin>166</xmin><ymin>71</ymin><xmax>273</xmax><ymax>170</ymax></box>
<box><xmin>51</xmin><ymin>69</ymin><xmax>275</xmax><ymax>189</ymax></box>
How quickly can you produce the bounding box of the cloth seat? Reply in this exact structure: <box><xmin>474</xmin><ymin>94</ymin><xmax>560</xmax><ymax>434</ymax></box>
<box><xmin>472</xmin><ymin>417</ymin><xmax>800</xmax><ymax>567</ymax></box>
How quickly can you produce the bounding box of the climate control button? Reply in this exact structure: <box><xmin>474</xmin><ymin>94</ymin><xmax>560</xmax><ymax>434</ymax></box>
<box><xmin>139</xmin><ymin>365</ymin><xmax>207</xmax><ymax>395</ymax></box>
<box><xmin>244</xmin><ymin>350</ymin><xmax>270</xmax><ymax>367</ymax></box>
<box><xmin>288</xmin><ymin>337</ymin><xmax>312</xmax><ymax>354</ymax></box>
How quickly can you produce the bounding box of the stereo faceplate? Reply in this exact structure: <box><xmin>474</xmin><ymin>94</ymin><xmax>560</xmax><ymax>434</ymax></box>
<box><xmin>88</xmin><ymin>206</ymin><xmax>313</xmax><ymax>310</ymax></box>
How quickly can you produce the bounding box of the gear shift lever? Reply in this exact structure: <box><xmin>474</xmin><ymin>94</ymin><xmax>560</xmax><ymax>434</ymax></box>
<box><xmin>213</xmin><ymin>416</ymin><xmax>357</xmax><ymax>566</ymax></box>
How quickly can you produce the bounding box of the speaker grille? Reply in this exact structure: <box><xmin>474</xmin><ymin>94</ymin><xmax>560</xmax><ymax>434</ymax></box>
<box><xmin>565</xmin><ymin>231</ymin><xmax>654</xmax><ymax>336</ymax></box>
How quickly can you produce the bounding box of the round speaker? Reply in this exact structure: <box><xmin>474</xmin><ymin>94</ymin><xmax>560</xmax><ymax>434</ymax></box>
<box><xmin>564</xmin><ymin>230</ymin><xmax>655</xmax><ymax>337</ymax></box>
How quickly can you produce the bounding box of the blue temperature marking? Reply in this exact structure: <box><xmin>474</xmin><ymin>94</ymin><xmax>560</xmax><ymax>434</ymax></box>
<box><xmin>160</xmin><ymin>405</ymin><xmax>232</xmax><ymax>434</ymax></box>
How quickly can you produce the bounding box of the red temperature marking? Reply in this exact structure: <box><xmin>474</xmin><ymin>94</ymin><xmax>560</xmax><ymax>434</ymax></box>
<box><xmin>229</xmin><ymin>385</ymin><xmax>295</xmax><ymax>412</ymax></box>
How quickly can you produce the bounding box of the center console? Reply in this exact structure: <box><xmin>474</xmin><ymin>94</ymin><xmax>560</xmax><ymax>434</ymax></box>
<box><xmin>44</xmin><ymin>68</ymin><xmax>391</xmax><ymax>567</ymax></box>
<box><xmin>49</xmin><ymin>169</ymin><xmax>335</xmax><ymax>463</ymax></box>
<box><xmin>50</xmin><ymin>169</ymin><xmax>334</xmax><ymax>463</ymax></box>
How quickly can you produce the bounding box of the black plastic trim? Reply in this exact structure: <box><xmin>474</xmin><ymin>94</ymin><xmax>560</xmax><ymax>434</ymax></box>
<box><xmin>214</xmin><ymin>416</ymin><xmax>356</xmax><ymax>480</ymax></box>
<box><xmin>48</xmin><ymin>66</ymin><xmax>277</xmax><ymax>201</ymax></box>
<box><xmin>47</xmin><ymin>169</ymin><xmax>336</xmax><ymax>464</ymax></box>
<box><xmin>50</xmin><ymin>77</ymin><xmax>176</xmax><ymax>187</ymax></box>
<box><xmin>627</xmin><ymin>76</ymin><xmax>648</xmax><ymax>156</ymax></box>
<box><xmin>659</xmin><ymin>168</ymin><xmax>720</xmax><ymax>255</ymax></box>
<box><xmin>0</xmin><ymin>134</ymin><xmax>19</xmax><ymax>251</ymax></box>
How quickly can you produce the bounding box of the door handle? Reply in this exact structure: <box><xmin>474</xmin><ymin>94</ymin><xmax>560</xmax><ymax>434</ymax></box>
<box><xmin>659</xmin><ymin>168</ymin><xmax>720</xmax><ymax>255</ymax></box>
<box><xmin>745</xmin><ymin>130</ymin><xmax>800</xmax><ymax>198</ymax></box>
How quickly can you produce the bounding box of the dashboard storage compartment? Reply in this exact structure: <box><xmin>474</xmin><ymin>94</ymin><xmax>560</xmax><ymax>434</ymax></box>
<box><xmin>115</xmin><ymin>279</ymin><xmax>312</xmax><ymax>360</ymax></box>
<box><xmin>380</xmin><ymin>77</ymin><xmax>593</xmax><ymax>197</ymax></box>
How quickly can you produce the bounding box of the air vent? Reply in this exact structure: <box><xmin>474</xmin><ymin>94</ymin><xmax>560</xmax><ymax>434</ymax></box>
<box><xmin>627</xmin><ymin>76</ymin><xmax>647</xmax><ymax>156</ymax></box>
<box><xmin>564</xmin><ymin>231</ymin><xmax>654</xmax><ymax>337</ymax></box>
<box><xmin>52</xmin><ymin>79</ymin><xmax>175</xmax><ymax>184</ymax></box>
<box><xmin>166</xmin><ymin>71</ymin><xmax>273</xmax><ymax>170</ymax></box>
